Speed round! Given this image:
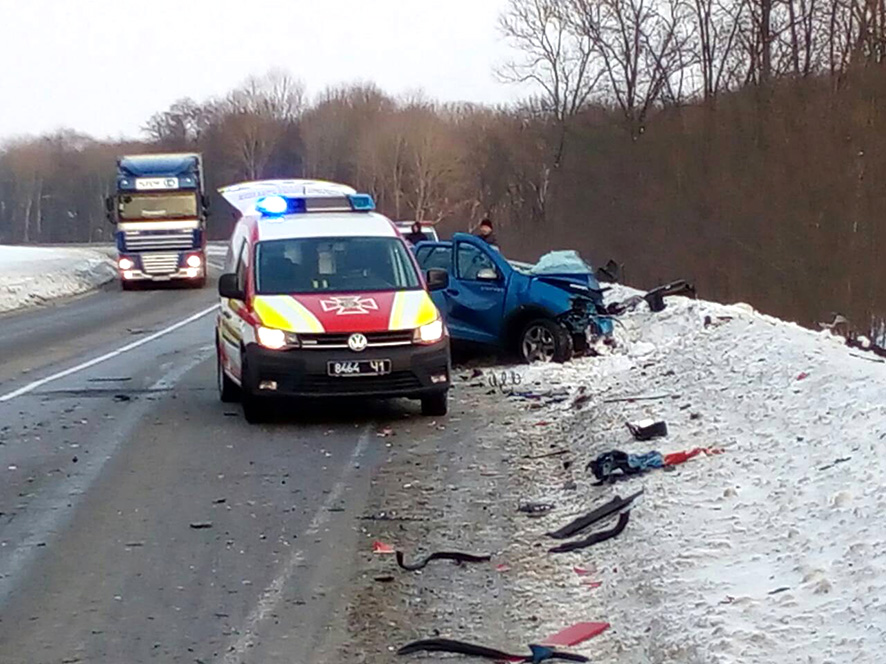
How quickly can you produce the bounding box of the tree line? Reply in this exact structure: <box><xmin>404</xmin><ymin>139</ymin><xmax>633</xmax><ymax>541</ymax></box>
<box><xmin>1</xmin><ymin>0</ymin><xmax>886</xmax><ymax>333</ymax></box>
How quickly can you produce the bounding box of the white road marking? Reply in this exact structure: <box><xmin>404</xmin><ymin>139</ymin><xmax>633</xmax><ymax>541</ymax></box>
<box><xmin>0</xmin><ymin>346</ymin><xmax>215</xmax><ymax>604</ymax></box>
<box><xmin>222</xmin><ymin>427</ymin><xmax>373</xmax><ymax>664</ymax></box>
<box><xmin>0</xmin><ymin>304</ymin><xmax>219</xmax><ymax>403</ymax></box>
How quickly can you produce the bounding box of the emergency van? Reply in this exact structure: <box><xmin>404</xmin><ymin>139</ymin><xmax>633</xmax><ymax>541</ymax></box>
<box><xmin>216</xmin><ymin>180</ymin><xmax>451</xmax><ymax>423</ymax></box>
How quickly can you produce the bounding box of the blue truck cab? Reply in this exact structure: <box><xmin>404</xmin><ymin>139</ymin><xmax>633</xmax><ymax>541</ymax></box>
<box><xmin>414</xmin><ymin>233</ymin><xmax>613</xmax><ymax>362</ymax></box>
<box><xmin>105</xmin><ymin>153</ymin><xmax>209</xmax><ymax>289</ymax></box>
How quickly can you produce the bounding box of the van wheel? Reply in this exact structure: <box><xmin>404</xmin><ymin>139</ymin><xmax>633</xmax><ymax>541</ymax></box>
<box><xmin>239</xmin><ymin>358</ymin><xmax>268</xmax><ymax>424</ymax></box>
<box><xmin>421</xmin><ymin>391</ymin><xmax>449</xmax><ymax>416</ymax></box>
<box><xmin>519</xmin><ymin>319</ymin><xmax>573</xmax><ymax>363</ymax></box>
<box><xmin>217</xmin><ymin>348</ymin><xmax>239</xmax><ymax>403</ymax></box>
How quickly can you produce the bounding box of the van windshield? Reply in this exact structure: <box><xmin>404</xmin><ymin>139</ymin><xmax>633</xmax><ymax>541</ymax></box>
<box><xmin>254</xmin><ymin>237</ymin><xmax>422</xmax><ymax>294</ymax></box>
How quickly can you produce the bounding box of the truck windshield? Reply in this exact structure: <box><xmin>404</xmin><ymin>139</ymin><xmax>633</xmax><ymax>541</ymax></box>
<box><xmin>255</xmin><ymin>237</ymin><xmax>422</xmax><ymax>294</ymax></box>
<box><xmin>119</xmin><ymin>193</ymin><xmax>197</xmax><ymax>220</ymax></box>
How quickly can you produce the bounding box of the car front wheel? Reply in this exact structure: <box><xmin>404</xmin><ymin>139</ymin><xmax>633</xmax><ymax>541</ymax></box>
<box><xmin>217</xmin><ymin>347</ymin><xmax>239</xmax><ymax>403</ymax></box>
<box><xmin>519</xmin><ymin>319</ymin><xmax>573</xmax><ymax>363</ymax></box>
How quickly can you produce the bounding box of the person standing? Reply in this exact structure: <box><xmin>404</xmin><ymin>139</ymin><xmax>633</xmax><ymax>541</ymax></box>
<box><xmin>474</xmin><ymin>218</ymin><xmax>499</xmax><ymax>250</ymax></box>
<box><xmin>404</xmin><ymin>221</ymin><xmax>427</xmax><ymax>247</ymax></box>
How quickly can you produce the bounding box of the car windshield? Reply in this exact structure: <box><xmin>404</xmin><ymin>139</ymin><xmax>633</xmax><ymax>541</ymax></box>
<box><xmin>254</xmin><ymin>236</ymin><xmax>422</xmax><ymax>294</ymax></box>
<box><xmin>119</xmin><ymin>193</ymin><xmax>197</xmax><ymax>220</ymax></box>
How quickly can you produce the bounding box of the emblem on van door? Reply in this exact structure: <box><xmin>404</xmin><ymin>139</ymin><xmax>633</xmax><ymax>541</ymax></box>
<box><xmin>319</xmin><ymin>296</ymin><xmax>379</xmax><ymax>315</ymax></box>
<box><xmin>348</xmin><ymin>333</ymin><xmax>368</xmax><ymax>352</ymax></box>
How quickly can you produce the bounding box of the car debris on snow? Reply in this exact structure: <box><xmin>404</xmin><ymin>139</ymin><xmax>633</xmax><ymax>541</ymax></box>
<box><xmin>397</xmin><ymin>638</ymin><xmax>589</xmax><ymax>663</ymax></box>
<box><xmin>548</xmin><ymin>511</ymin><xmax>632</xmax><ymax>553</ymax></box>
<box><xmin>395</xmin><ymin>549</ymin><xmax>492</xmax><ymax>571</ymax></box>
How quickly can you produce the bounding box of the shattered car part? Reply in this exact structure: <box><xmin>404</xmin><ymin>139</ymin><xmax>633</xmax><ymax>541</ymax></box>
<box><xmin>395</xmin><ymin>549</ymin><xmax>492</xmax><ymax>571</ymax></box>
<box><xmin>547</xmin><ymin>490</ymin><xmax>643</xmax><ymax>540</ymax></box>
<box><xmin>626</xmin><ymin>419</ymin><xmax>668</xmax><ymax>441</ymax></box>
<box><xmin>397</xmin><ymin>638</ymin><xmax>589</xmax><ymax>663</ymax></box>
<box><xmin>518</xmin><ymin>502</ymin><xmax>556</xmax><ymax>516</ymax></box>
<box><xmin>549</xmin><ymin>511</ymin><xmax>631</xmax><ymax>553</ymax></box>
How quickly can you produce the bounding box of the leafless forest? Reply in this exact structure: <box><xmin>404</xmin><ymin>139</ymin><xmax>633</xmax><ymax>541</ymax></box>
<box><xmin>2</xmin><ymin>0</ymin><xmax>886</xmax><ymax>332</ymax></box>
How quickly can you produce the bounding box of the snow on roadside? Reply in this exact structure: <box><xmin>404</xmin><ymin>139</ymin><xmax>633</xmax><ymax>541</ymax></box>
<box><xmin>498</xmin><ymin>285</ymin><xmax>886</xmax><ymax>663</ymax></box>
<box><xmin>0</xmin><ymin>245</ymin><xmax>116</xmax><ymax>314</ymax></box>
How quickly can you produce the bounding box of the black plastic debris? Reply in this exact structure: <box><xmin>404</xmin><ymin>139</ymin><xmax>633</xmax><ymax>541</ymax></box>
<box><xmin>518</xmin><ymin>502</ymin><xmax>555</xmax><ymax>517</ymax></box>
<box><xmin>189</xmin><ymin>521</ymin><xmax>213</xmax><ymax>530</ymax></box>
<box><xmin>396</xmin><ymin>550</ymin><xmax>491</xmax><ymax>571</ymax></box>
<box><xmin>626</xmin><ymin>420</ymin><xmax>668</xmax><ymax>441</ymax></box>
<box><xmin>397</xmin><ymin>638</ymin><xmax>588</xmax><ymax>663</ymax></box>
<box><xmin>595</xmin><ymin>259</ymin><xmax>621</xmax><ymax>284</ymax></box>
<box><xmin>549</xmin><ymin>511</ymin><xmax>631</xmax><ymax>553</ymax></box>
<box><xmin>547</xmin><ymin>490</ymin><xmax>643</xmax><ymax>540</ymax></box>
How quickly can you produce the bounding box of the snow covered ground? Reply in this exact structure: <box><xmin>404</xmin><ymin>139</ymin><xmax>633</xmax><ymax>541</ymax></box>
<box><xmin>497</xmin><ymin>286</ymin><xmax>886</xmax><ymax>663</ymax></box>
<box><xmin>339</xmin><ymin>285</ymin><xmax>886</xmax><ymax>664</ymax></box>
<box><xmin>0</xmin><ymin>245</ymin><xmax>116</xmax><ymax>314</ymax></box>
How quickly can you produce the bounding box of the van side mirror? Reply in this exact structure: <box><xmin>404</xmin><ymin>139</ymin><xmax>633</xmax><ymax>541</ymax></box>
<box><xmin>218</xmin><ymin>273</ymin><xmax>244</xmax><ymax>300</ymax></box>
<box><xmin>426</xmin><ymin>268</ymin><xmax>449</xmax><ymax>291</ymax></box>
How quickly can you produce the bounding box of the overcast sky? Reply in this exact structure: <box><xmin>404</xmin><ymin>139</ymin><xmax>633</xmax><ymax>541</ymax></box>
<box><xmin>0</xmin><ymin>0</ymin><xmax>523</xmax><ymax>141</ymax></box>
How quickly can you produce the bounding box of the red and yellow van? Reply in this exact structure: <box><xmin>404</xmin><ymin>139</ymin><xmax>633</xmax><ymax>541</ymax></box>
<box><xmin>215</xmin><ymin>180</ymin><xmax>451</xmax><ymax>423</ymax></box>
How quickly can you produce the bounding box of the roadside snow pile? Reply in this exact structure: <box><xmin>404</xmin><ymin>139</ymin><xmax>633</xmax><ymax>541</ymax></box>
<box><xmin>502</xmin><ymin>285</ymin><xmax>886</xmax><ymax>663</ymax></box>
<box><xmin>0</xmin><ymin>245</ymin><xmax>115</xmax><ymax>314</ymax></box>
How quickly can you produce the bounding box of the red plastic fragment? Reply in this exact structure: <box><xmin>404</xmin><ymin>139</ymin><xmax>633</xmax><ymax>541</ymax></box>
<box><xmin>797</xmin><ymin>372</ymin><xmax>809</xmax><ymax>381</ymax></box>
<box><xmin>372</xmin><ymin>541</ymin><xmax>395</xmax><ymax>554</ymax></box>
<box><xmin>573</xmin><ymin>566</ymin><xmax>595</xmax><ymax>577</ymax></box>
<box><xmin>583</xmin><ymin>580</ymin><xmax>603</xmax><ymax>589</ymax></box>
<box><xmin>541</xmin><ymin>621</ymin><xmax>610</xmax><ymax>647</ymax></box>
<box><xmin>496</xmin><ymin>563</ymin><xmax>511</xmax><ymax>572</ymax></box>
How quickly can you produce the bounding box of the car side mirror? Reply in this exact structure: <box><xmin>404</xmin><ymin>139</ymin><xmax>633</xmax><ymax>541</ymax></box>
<box><xmin>218</xmin><ymin>273</ymin><xmax>244</xmax><ymax>300</ymax></box>
<box><xmin>476</xmin><ymin>268</ymin><xmax>499</xmax><ymax>281</ymax></box>
<box><xmin>426</xmin><ymin>268</ymin><xmax>449</xmax><ymax>291</ymax></box>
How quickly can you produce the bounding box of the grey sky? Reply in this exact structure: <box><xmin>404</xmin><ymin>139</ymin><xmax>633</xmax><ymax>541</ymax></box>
<box><xmin>0</xmin><ymin>0</ymin><xmax>523</xmax><ymax>141</ymax></box>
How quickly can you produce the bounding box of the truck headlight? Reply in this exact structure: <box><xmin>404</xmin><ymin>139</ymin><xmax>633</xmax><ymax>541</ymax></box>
<box><xmin>186</xmin><ymin>254</ymin><xmax>203</xmax><ymax>268</ymax></box>
<box><xmin>414</xmin><ymin>319</ymin><xmax>445</xmax><ymax>345</ymax></box>
<box><xmin>257</xmin><ymin>326</ymin><xmax>299</xmax><ymax>350</ymax></box>
<box><xmin>118</xmin><ymin>257</ymin><xmax>134</xmax><ymax>270</ymax></box>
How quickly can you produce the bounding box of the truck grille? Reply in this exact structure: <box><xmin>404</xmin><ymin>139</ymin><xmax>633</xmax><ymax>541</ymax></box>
<box><xmin>124</xmin><ymin>230</ymin><xmax>195</xmax><ymax>251</ymax></box>
<box><xmin>299</xmin><ymin>330</ymin><xmax>414</xmax><ymax>349</ymax></box>
<box><xmin>141</xmin><ymin>253</ymin><xmax>179</xmax><ymax>275</ymax></box>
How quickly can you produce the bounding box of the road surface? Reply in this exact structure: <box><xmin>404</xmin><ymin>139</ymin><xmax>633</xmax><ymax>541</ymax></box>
<box><xmin>0</xmin><ymin>262</ymin><xmax>420</xmax><ymax>664</ymax></box>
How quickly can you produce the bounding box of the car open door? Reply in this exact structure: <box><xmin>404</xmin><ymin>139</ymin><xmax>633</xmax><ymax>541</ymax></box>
<box><xmin>444</xmin><ymin>238</ymin><xmax>508</xmax><ymax>345</ymax></box>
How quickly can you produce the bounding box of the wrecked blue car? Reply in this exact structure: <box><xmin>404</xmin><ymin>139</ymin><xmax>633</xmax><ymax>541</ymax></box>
<box><xmin>414</xmin><ymin>233</ymin><xmax>613</xmax><ymax>363</ymax></box>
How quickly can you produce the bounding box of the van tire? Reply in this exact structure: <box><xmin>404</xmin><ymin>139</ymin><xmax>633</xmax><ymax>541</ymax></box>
<box><xmin>421</xmin><ymin>391</ymin><xmax>449</xmax><ymax>416</ymax></box>
<box><xmin>217</xmin><ymin>347</ymin><xmax>239</xmax><ymax>403</ymax></box>
<box><xmin>519</xmin><ymin>319</ymin><xmax>573</xmax><ymax>363</ymax></box>
<box><xmin>240</xmin><ymin>357</ymin><xmax>268</xmax><ymax>424</ymax></box>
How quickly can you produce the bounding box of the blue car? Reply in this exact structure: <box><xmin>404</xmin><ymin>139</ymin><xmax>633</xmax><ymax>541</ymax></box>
<box><xmin>414</xmin><ymin>233</ymin><xmax>613</xmax><ymax>363</ymax></box>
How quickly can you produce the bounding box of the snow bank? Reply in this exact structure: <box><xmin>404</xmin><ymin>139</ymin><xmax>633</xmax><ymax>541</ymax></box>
<box><xmin>500</xmin><ymin>286</ymin><xmax>886</xmax><ymax>663</ymax></box>
<box><xmin>0</xmin><ymin>245</ymin><xmax>116</xmax><ymax>314</ymax></box>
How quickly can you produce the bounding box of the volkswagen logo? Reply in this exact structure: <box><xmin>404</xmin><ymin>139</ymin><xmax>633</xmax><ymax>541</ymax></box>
<box><xmin>348</xmin><ymin>333</ymin><xmax>368</xmax><ymax>352</ymax></box>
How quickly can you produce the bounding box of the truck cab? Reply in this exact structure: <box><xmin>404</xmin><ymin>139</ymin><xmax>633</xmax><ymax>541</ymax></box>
<box><xmin>414</xmin><ymin>233</ymin><xmax>613</xmax><ymax>362</ymax></box>
<box><xmin>106</xmin><ymin>153</ymin><xmax>209</xmax><ymax>289</ymax></box>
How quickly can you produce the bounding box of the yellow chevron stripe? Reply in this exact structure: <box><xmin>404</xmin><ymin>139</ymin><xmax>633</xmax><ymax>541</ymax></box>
<box><xmin>253</xmin><ymin>296</ymin><xmax>324</xmax><ymax>333</ymax></box>
<box><xmin>389</xmin><ymin>291</ymin><xmax>408</xmax><ymax>330</ymax></box>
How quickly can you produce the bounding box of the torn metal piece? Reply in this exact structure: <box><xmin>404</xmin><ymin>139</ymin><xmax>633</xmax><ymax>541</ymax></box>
<box><xmin>626</xmin><ymin>419</ymin><xmax>668</xmax><ymax>441</ymax></box>
<box><xmin>547</xmin><ymin>490</ymin><xmax>643</xmax><ymax>540</ymax></box>
<box><xmin>397</xmin><ymin>638</ymin><xmax>589</xmax><ymax>663</ymax></box>
<box><xmin>549</xmin><ymin>511</ymin><xmax>631</xmax><ymax>553</ymax></box>
<box><xmin>395</xmin><ymin>549</ymin><xmax>492</xmax><ymax>571</ymax></box>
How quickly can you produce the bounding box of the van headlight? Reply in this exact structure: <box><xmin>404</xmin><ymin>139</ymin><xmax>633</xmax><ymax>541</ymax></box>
<box><xmin>414</xmin><ymin>319</ymin><xmax>445</xmax><ymax>345</ymax></box>
<box><xmin>257</xmin><ymin>326</ymin><xmax>299</xmax><ymax>350</ymax></box>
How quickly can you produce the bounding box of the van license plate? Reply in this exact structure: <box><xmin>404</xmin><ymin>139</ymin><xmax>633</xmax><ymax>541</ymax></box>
<box><xmin>328</xmin><ymin>359</ymin><xmax>392</xmax><ymax>377</ymax></box>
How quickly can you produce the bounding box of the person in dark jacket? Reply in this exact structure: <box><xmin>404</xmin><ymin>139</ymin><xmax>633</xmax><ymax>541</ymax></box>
<box><xmin>404</xmin><ymin>222</ymin><xmax>427</xmax><ymax>246</ymax></box>
<box><xmin>475</xmin><ymin>218</ymin><xmax>499</xmax><ymax>250</ymax></box>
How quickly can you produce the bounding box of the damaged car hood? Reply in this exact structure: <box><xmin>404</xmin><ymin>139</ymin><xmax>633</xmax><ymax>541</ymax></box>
<box><xmin>512</xmin><ymin>250</ymin><xmax>603</xmax><ymax>299</ymax></box>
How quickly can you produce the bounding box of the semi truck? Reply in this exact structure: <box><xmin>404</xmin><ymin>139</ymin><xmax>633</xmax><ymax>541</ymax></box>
<box><xmin>105</xmin><ymin>153</ymin><xmax>209</xmax><ymax>289</ymax></box>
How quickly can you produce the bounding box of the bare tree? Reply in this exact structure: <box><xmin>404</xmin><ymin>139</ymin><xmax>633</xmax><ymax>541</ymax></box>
<box><xmin>570</xmin><ymin>0</ymin><xmax>694</xmax><ymax>134</ymax></box>
<box><xmin>499</xmin><ymin>0</ymin><xmax>605</xmax><ymax>164</ymax></box>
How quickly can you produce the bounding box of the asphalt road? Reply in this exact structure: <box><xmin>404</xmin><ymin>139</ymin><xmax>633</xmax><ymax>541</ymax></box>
<box><xmin>0</xmin><ymin>263</ymin><xmax>415</xmax><ymax>664</ymax></box>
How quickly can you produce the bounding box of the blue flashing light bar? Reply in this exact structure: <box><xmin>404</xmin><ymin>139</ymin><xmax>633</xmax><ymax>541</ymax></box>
<box><xmin>348</xmin><ymin>194</ymin><xmax>375</xmax><ymax>211</ymax></box>
<box><xmin>255</xmin><ymin>193</ymin><xmax>376</xmax><ymax>217</ymax></box>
